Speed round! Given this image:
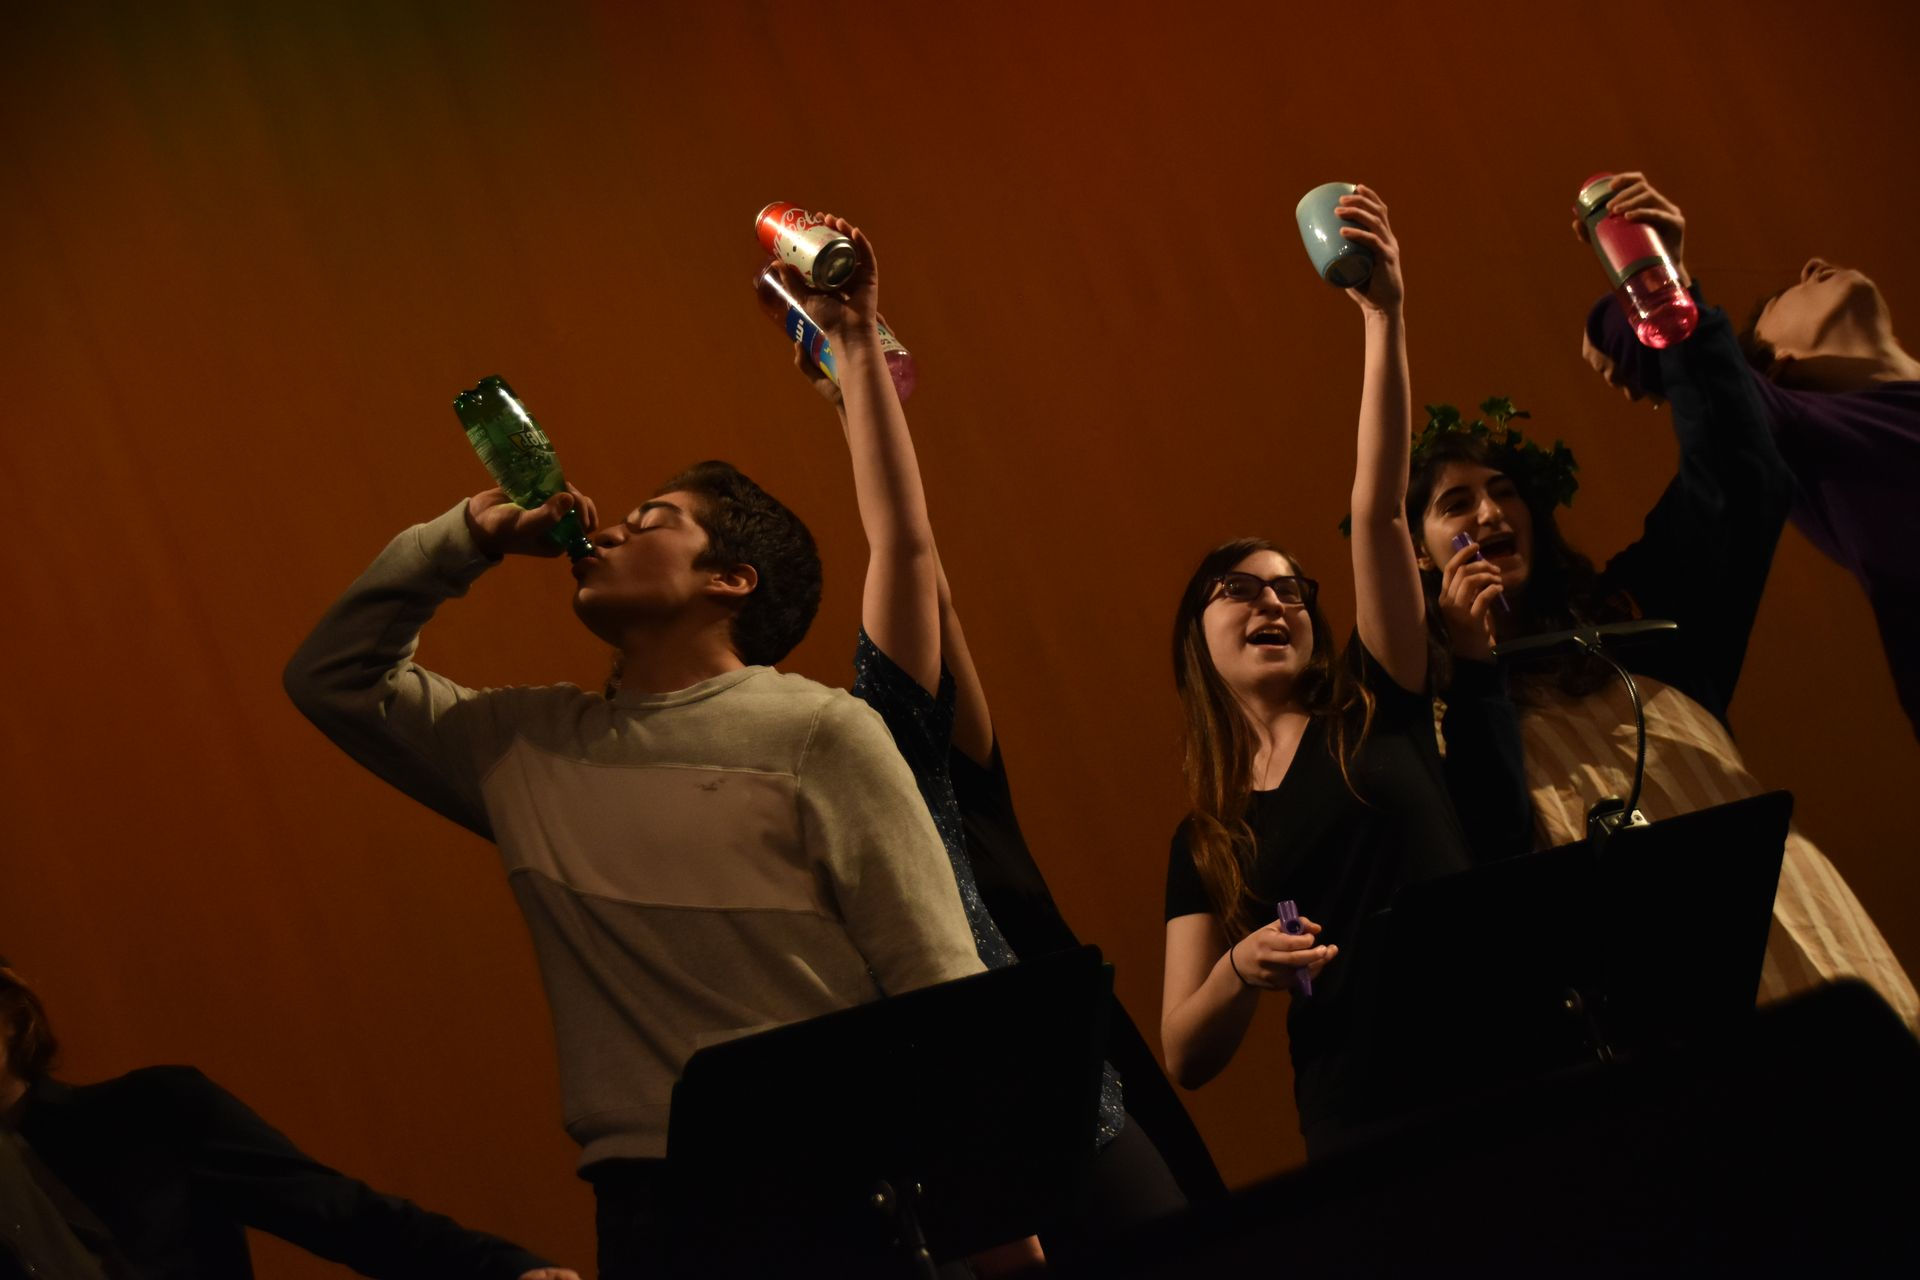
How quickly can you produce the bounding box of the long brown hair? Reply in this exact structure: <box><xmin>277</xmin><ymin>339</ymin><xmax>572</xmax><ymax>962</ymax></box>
<box><xmin>1172</xmin><ymin>540</ymin><xmax>1375</xmax><ymax>938</ymax></box>
<box><xmin>1405</xmin><ymin>432</ymin><xmax>1631</xmax><ymax>701</ymax></box>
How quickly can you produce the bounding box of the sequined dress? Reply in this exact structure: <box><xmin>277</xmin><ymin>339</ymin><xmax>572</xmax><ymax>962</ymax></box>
<box><xmin>853</xmin><ymin>630</ymin><xmax>1127</xmax><ymax>1146</ymax></box>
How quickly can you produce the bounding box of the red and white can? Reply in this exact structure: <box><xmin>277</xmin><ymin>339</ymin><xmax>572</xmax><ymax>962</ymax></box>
<box><xmin>755</xmin><ymin>202</ymin><xmax>858</xmax><ymax>290</ymax></box>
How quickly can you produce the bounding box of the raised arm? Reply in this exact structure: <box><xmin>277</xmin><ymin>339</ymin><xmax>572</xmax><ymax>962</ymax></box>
<box><xmin>934</xmin><ymin>555</ymin><xmax>994</xmax><ymax>765</ymax></box>
<box><xmin>282</xmin><ymin>488</ymin><xmax>594</xmax><ymax>838</ymax></box>
<box><xmin>785</xmin><ymin>217</ymin><xmax>942</xmax><ymax>695</ymax></box>
<box><xmin>1565</xmin><ymin>177</ymin><xmax>1791</xmax><ymax>721</ymax></box>
<box><xmin>1339</xmin><ymin>186</ymin><xmax>1428</xmax><ymax>690</ymax></box>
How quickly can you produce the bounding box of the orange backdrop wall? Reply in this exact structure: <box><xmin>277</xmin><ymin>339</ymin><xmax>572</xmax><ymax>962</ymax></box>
<box><xmin>5</xmin><ymin>2</ymin><xmax>1916</xmax><ymax>1272</ymax></box>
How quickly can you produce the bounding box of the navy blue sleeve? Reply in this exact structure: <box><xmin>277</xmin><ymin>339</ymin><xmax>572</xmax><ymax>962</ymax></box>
<box><xmin>851</xmin><ymin>628</ymin><xmax>958</xmax><ymax>795</ymax></box>
<box><xmin>1597</xmin><ymin>290</ymin><xmax>1794</xmax><ymax>724</ymax></box>
<box><xmin>151</xmin><ymin>1067</ymin><xmax>553</xmax><ymax>1280</ymax></box>
<box><xmin>852</xmin><ymin>629</ymin><xmax>1021</xmax><ymax>969</ymax></box>
<box><xmin>1591</xmin><ymin>289</ymin><xmax>1863</xmax><ymax>583</ymax></box>
<box><xmin>951</xmin><ymin>740</ymin><xmax>1081</xmax><ymax>959</ymax></box>
<box><xmin>1587</xmin><ymin>292</ymin><xmax>1668</xmax><ymax>401</ymax></box>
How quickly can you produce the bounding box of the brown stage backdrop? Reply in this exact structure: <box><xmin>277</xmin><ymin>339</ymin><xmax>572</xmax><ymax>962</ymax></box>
<box><xmin>4</xmin><ymin>1</ymin><xmax>1916</xmax><ymax>1271</ymax></box>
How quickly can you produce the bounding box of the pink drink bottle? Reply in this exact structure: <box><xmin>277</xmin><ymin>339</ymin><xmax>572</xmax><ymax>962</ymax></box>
<box><xmin>1575</xmin><ymin>173</ymin><xmax>1698</xmax><ymax>348</ymax></box>
<box><xmin>752</xmin><ymin>262</ymin><xmax>918</xmax><ymax>402</ymax></box>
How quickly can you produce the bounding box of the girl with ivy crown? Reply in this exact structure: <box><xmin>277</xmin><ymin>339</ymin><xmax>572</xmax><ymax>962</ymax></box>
<box><xmin>1407</xmin><ymin>174</ymin><xmax>1917</xmax><ymax>1031</ymax></box>
<box><xmin>1160</xmin><ymin>186</ymin><xmax>1533</xmax><ymax>1157</ymax></box>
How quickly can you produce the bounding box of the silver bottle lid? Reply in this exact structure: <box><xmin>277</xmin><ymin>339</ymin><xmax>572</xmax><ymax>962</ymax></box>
<box><xmin>1575</xmin><ymin>174</ymin><xmax>1618</xmax><ymax>219</ymax></box>
<box><xmin>813</xmin><ymin>239</ymin><xmax>858</xmax><ymax>290</ymax></box>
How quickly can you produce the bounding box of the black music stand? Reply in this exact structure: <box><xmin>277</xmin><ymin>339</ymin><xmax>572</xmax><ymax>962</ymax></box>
<box><xmin>1348</xmin><ymin>791</ymin><xmax>1792</xmax><ymax>1123</ymax></box>
<box><xmin>665</xmin><ymin>946</ymin><xmax>1112</xmax><ymax>1278</ymax></box>
<box><xmin>1493</xmin><ymin>618</ymin><xmax>1680</xmax><ymax>848</ymax></box>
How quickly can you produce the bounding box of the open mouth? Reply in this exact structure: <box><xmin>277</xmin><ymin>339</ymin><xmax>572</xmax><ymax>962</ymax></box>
<box><xmin>1247</xmin><ymin>625</ymin><xmax>1292</xmax><ymax>648</ymax></box>
<box><xmin>1477</xmin><ymin>532</ymin><xmax>1519</xmax><ymax>560</ymax></box>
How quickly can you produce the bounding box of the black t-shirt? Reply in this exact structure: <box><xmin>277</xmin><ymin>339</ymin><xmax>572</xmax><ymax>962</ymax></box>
<box><xmin>1164</xmin><ymin>637</ymin><xmax>1477</xmax><ymax>1147</ymax></box>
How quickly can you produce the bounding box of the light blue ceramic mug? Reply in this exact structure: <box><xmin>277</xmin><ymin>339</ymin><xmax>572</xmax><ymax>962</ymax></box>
<box><xmin>1296</xmin><ymin>182</ymin><xmax>1373</xmax><ymax>289</ymax></box>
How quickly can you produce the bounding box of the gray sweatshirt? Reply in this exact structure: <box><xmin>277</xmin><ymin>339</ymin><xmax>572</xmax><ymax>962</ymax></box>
<box><xmin>284</xmin><ymin>504</ymin><xmax>984</xmax><ymax>1165</ymax></box>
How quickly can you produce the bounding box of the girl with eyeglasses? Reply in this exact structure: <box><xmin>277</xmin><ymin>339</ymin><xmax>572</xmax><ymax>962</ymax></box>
<box><xmin>1160</xmin><ymin>187</ymin><xmax>1532</xmax><ymax>1156</ymax></box>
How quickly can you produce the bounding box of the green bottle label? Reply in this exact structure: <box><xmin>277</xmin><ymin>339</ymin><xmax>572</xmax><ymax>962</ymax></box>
<box><xmin>453</xmin><ymin>376</ymin><xmax>591</xmax><ymax>559</ymax></box>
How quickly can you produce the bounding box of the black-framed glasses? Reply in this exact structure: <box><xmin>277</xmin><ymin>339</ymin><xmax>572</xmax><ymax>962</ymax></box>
<box><xmin>1209</xmin><ymin>572</ymin><xmax>1317</xmax><ymax>608</ymax></box>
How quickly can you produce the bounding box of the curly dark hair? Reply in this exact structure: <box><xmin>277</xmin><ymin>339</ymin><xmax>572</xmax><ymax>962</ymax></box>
<box><xmin>652</xmin><ymin>461</ymin><xmax>823</xmax><ymax>668</ymax></box>
<box><xmin>1405</xmin><ymin>432</ymin><xmax>1634</xmax><ymax>701</ymax></box>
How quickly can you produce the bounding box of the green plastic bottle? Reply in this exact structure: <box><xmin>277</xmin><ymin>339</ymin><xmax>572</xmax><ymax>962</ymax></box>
<box><xmin>452</xmin><ymin>376</ymin><xmax>592</xmax><ymax>560</ymax></box>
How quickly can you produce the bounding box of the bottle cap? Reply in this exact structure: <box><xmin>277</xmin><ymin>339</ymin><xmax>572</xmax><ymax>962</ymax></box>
<box><xmin>453</xmin><ymin>375</ymin><xmax>519</xmax><ymax>428</ymax></box>
<box><xmin>1575</xmin><ymin>173</ymin><xmax>1618</xmax><ymax>218</ymax></box>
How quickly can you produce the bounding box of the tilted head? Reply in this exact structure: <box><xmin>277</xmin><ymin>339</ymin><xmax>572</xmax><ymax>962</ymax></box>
<box><xmin>1742</xmin><ymin>257</ymin><xmax>1895</xmax><ymax>386</ymax></box>
<box><xmin>1171</xmin><ymin>541</ymin><xmax>1372</xmax><ymax>936</ymax></box>
<box><xmin>1174</xmin><ymin>540</ymin><xmax>1325</xmax><ymax>714</ymax></box>
<box><xmin>1406</xmin><ymin>427</ymin><xmax>1631</xmax><ymax>700</ymax></box>
<box><xmin>1401</xmin><ymin>405</ymin><xmax>1589</xmax><ymax>630</ymax></box>
<box><xmin>573</xmin><ymin>461</ymin><xmax>822</xmax><ymax>668</ymax></box>
<box><xmin>1408</xmin><ymin>433</ymin><xmax>1538</xmax><ymax>599</ymax></box>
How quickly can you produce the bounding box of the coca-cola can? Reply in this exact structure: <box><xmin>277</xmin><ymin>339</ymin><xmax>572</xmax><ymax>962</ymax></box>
<box><xmin>756</xmin><ymin>202</ymin><xmax>858</xmax><ymax>290</ymax></box>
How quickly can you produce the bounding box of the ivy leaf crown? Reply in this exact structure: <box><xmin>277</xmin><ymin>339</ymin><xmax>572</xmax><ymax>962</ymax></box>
<box><xmin>1340</xmin><ymin>396</ymin><xmax>1580</xmax><ymax>536</ymax></box>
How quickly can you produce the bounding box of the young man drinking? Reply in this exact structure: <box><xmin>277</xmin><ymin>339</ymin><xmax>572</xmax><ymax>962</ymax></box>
<box><xmin>285</xmin><ymin>461</ymin><xmax>985</xmax><ymax>1275</ymax></box>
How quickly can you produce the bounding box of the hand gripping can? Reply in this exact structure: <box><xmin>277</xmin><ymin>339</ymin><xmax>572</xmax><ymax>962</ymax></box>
<box><xmin>756</xmin><ymin>202</ymin><xmax>859</xmax><ymax>290</ymax></box>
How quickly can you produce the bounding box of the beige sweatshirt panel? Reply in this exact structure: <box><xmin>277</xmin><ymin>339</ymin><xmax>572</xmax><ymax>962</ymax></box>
<box><xmin>485</xmin><ymin>741</ymin><xmax>828</xmax><ymax>915</ymax></box>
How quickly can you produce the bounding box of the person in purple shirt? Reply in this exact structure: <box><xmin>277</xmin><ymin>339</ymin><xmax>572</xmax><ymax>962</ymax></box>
<box><xmin>1579</xmin><ymin>172</ymin><xmax>1920</xmax><ymax>740</ymax></box>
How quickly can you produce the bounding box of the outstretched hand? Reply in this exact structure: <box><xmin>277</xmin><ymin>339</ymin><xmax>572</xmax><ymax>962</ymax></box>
<box><xmin>464</xmin><ymin>483</ymin><xmax>598</xmax><ymax>559</ymax></box>
<box><xmin>1339</xmin><ymin>184</ymin><xmax>1404</xmax><ymax>315</ymax></box>
<box><xmin>1571</xmin><ymin>171</ymin><xmax>1689</xmax><ymax>285</ymax></box>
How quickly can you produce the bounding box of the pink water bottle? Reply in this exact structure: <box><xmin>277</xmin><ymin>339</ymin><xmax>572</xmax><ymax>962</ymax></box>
<box><xmin>1575</xmin><ymin>173</ymin><xmax>1698</xmax><ymax>349</ymax></box>
<box><xmin>752</xmin><ymin>262</ymin><xmax>919</xmax><ymax>402</ymax></box>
